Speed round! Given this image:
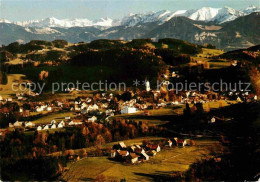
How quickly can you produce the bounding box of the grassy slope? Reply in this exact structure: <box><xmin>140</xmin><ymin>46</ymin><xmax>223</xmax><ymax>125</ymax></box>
<box><xmin>32</xmin><ymin>111</ymin><xmax>76</xmax><ymax>124</ymax></box>
<box><xmin>0</xmin><ymin>74</ymin><xmax>30</xmax><ymax>96</ymax></box>
<box><xmin>192</xmin><ymin>48</ymin><xmax>231</xmax><ymax>69</ymax></box>
<box><xmin>112</xmin><ymin>100</ymin><xmax>235</xmax><ymax>126</ymax></box>
<box><xmin>61</xmin><ymin>140</ymin><xmax>223</xmax><ymax>181</ymax></box>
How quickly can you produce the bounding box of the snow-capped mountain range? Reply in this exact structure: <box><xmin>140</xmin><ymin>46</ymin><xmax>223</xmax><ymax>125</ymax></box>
<box><xmin>1</xmin><ymin>6</ymin><xmax>259</xmax><ymax>28</ymax></box>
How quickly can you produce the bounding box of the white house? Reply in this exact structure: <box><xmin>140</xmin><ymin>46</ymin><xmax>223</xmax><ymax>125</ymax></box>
<box><xmin>25</xmin><ymin>121</ymin><xmax>35</xmax><ymax>128</ymax></box>
<box><xmin>68</xmin><ymin>121</ymin><xmax>75</xmax><ymax>126</ymax></box>
<box><xmin>47</xmin><ymin>107</ymin><xmax>52</xmax><ymax>111</ymax></box>
<box><xmin>87</xmin><ymin>104</ymin><xmax>99</xmax><ymax>112</ymax></box>
<box><xmin>121</xmin><ymin>106</ymin><xmax>137</xmax><ymax>114</ymax></box>
<box><xmin>167</xmin><ymin>139</ymin><xmax>173</xmax><ymax>147</ymax></box>
<box><xmin>81</xmin><ymin>102</ymin><xmax>88</xmax><ymax>110</ymax></box>
<box><xmin>36</xmin><ymin>106</ymin><xmax>43</xmax><ymax>112</ymax></box>
<box><xmin>51</xmin><ymin>124</ymin><xmax>57</xmax><ymax>129</ymax></box>
<box><xmin>37</xmin><ymin>126</ymin><xmax>42</xmax><ymax>131</ymax></box>
<box><xmin>43</xmin><ymin>125</ymin><xmax>49</xmax><ymax>130</ymax></box>
<box><xmin>75</xmin><ymin>105</ymin><xmax>81</xmax><ymax>111</ymax></box>
<box><xmin>183</xmin><ymin>139</ymin><xmax>192</xmax><ymax>146</ymax></box>
<box><xmin>58</xmin><ymin>121</ymin><xmax>65</xmax><ymax>128</ymax></box>
<box><xmin>88</xmin><ymin>116</ymin><xmax>97</xmax><ymax>122</ymax></box>
<box><xmin>155</xmin><ymin>145</ymin><xmax>161</xmax><ymax>152</ymax></box>
<box><xmin>51</xmin><ymin>120</ymin><xmax>56</xmax><ymax>125</ymax></box>
<box><xmin>69</xmin><ymin>120</ymin><xmax>82</xmax><ymax>126</ymax></box>
<box><xmin>101</xmin><ymin>103</ymin><xmax>108</xmax><ymax>109</ymax></box>
<box><xmin>130</xmin><ymin>153</ymin><xmax>139</xmax><ymax>164</ymax></box>
<box><xmin>140</xmin><ymin>151</ymin><xmax>149</xmax><ymax>161</ymax></box>
<box><xmin>7</xmin><ymin>98</ymin><xmax>12</xmax><ymax>102</ymax></box>
<box><xmin>13</xmin><ymin>121</ymin><xmax>23</xmax><ymax>127</ymax></box>
<box><xmin>0</xmin><ymin>95</ymin><xmax>3</xmax><ymax>101</ymax></box>
<box><xmin>119</xmin><ymin>142</ymin><xmax>127</xmax><ymax>149</ymax></box>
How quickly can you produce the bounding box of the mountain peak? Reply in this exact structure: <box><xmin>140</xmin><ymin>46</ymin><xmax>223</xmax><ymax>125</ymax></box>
<box><xmin>0</xmin><ymin>18</ymin><xmax>11</xmax><ymax>24</ymax></box>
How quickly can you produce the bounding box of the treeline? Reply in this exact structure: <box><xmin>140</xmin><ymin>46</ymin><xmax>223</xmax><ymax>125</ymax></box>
<box><xmin>158</xmin><ymin>38</ymin><xmax>202</xmax><ymax>55</ymax></box>
<box><xmin>0</xmin><ymin>120</ymin><xmax>164</xmax><ymax>159</ymax></box>
<box><xmin>1</xmin><ymin>156</ymin><xmax>66</xmax><ymax>181</ymax></box>
<box><xmin>25</xmin><ymin>50</ymin><xmax>66</xmax><ymax>62</ymax></box>
<box><xmin>1</xmin><ymin>40</ymin><xmax>68</xmax><ymax>55</ymax></box>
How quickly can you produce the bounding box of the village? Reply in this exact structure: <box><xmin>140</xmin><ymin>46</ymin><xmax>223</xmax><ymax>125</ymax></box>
<box><xmin>0</xmin><ymin>77</ymin><xmax>258</xmax><ymax>136</ymax></box>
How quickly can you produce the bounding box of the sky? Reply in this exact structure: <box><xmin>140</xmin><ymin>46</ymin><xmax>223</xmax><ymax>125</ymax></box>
<box><xmin>0</xmin><ymin>0</ymin><xmax>260</xmax><ymax>21</ymax></box>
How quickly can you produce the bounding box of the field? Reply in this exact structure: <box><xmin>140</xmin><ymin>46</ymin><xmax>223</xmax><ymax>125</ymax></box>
<box><xmin>112</xmin><ymin>107</ymin><xmax>182</xmax><ymax>126</ymax></box>
<box><xmin>32</xmin><ymin>111</ymin><xmax>76</xmax><ymax>124</ymax></box>
<box><xmin>191</xmin><ymin>48</ymin><xmax>231</xmax><ymax>69</ymax></box>
<box><xmin>112</xmin><ymin>100</ymin><xmax>235</xmax><ymax>126</ymax></box>
<box><xmin>62</xmin><ymin>140</ymin><xmax>224</xmax><ymax>181</ymax></box>
<box><xmin>50</xmin><ymin>137</ymin><xmax>165</xmax><ymax>157</ymax></box>
<box><xmin>0</xmin><ymin>74</ymin><xmax>30</xmax><ymax>96</ymax></box>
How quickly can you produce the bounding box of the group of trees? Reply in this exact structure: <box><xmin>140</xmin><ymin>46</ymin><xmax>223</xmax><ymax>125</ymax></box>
<box><xmin>167</xmin><ymin>102</ymin><xmax>260</xmax><ymax>181</ymax></box>
<box><xmin>158</xmin><ymin>38</ymin><xmax>202</xmax><ymax>55</ymax></box>
<box><xmin>1</xmin><ymin>40</ymin><xmax>68</xmax><ymax>55</ymax></box>
<box><xmin>0</xmin><ymin>118</ymin><xmax>164</xmax><ymax>180</ymax></box>
<box><xmin>69</xmin><ymin>47</ymin><xmax>167</xmax><ymax>83</ymax></box>
<box><xmin>0</xmin><ymin>119</ymin><xmax>163</xmax><ymax>159</ymax></box>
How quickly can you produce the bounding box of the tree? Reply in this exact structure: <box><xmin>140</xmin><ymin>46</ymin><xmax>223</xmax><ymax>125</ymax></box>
<box><xmin>184</xmin><ymin>103</ymin><xmax>191</xmax><ymax>116</ymax></box>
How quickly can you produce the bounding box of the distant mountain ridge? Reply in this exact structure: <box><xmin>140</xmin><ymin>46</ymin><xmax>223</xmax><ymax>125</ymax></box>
<box><xmin>0</xmin><ymin>9</ymin><xmax>260</xmax><ymax>50</ymax></box>
<box><xmin>1</xmin><ymin>6</ymin><xmax>259</xmax><ymax>28</ymax></box>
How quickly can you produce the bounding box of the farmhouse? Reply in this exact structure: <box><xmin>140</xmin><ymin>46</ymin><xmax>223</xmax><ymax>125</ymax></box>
<box><xmin>43</xmin><ymin>125</ymin><xmax>50</xmax><ymax>130</ymax></box>
<box><xmin>117</xmin><ymin>150</ymin><xmax>129</xmax><ymax>157</ymax></box>
<box><xmin>148</xmin><ymin>150</ymin><xmax>157</xmax><ymax>156</ymax></box>
<box><xmin>51</xmin><ymin>124</ymin><xmax>57</xmax><ymax>129</ymax></box>
<box><xmin>58</xmin><ymin>121</ymin><xmax>65</xmax><ymax>128</ymax></box>
<box><xmin>146</xmin><ymin>144</ymin><xmax>161</xmax><ymax>152</ymax></box>
<box><xmin>51</xmin><ymin>120</ymin><xmax>56</xmax><ymax>125</ymax></box>
<box><xmin>121</xmin><ymin>106</ymin><xmax>137</xmax><ymax>114</ymax></box>
<box><xmin>69</xmin><ymin>120</ymin><xmax>82</xmax><ymax>126</ymax></box>
<box><xmin>140</xmin><ymin>152</ymin><xmax>149</xmax><ymax>161</ymax></box>
<box><xmin>183</xmin><ymin>139</ymin><xmax>193</xmax><ymax>146</ymax></box>
<box><xmin>129</xmin><ymin>153</ymin><xmax>139</xmax><ymax>164</ymax></box>
<box><xmin>37</xmin><ymin>126</ymin><xmax>42</xmax><ymax>131</ymax></box>
<box><xmin>88</xmin><ymin>116</ymin><xmax>97</xmax><ymax>123</ymax></box>
<box><xmin>13</xmin><ymin>121</ymin><xmax>23</xmax><ymax>127</ymax></box>
<box><xmin>113</xmin><ymin>142</ymin><xmax>127</xmax><ymax>150</ymax></box>
<box><xmin>110</xmin><ymin>150</ymin><xmax>117</xmax><ymax>158</ymax></box>
<box><xmin>25</xmin><ymin>121</ymin><xmax>35</xmax><ymax>128</ymax></box>
<box><xmin>167</xmin><ymin>139</ymin><xmax>173</xmax><ymax>147</ymax></box>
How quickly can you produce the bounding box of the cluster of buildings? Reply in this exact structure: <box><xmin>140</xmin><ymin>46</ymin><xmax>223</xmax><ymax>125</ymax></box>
<box><xmin>36</xmin><ymin>120</ymin><xmax>66</xmax><ymax>131</ymax></box>
<box><xmin>110</xmin><ymin>141</ymin><xmax>160</xmax><ymax>164</ymax></box>
<box><xmin>9</xmin><ymin>121</ymin><xmax>35</xmax><ymax>128</ymax></box>
<box><xmin>110</xmin><ymin>138</ymin><xmax>194</xmax><ymax>164</ymax></box>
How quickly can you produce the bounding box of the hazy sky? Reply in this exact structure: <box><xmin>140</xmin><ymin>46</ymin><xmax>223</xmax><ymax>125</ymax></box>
<box><xmin>0</xmin><ymin>0</ymin><xmax>260</xmax><ymax>21</ymax></box>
